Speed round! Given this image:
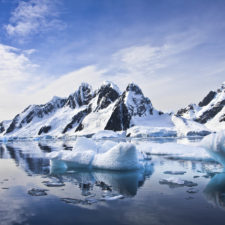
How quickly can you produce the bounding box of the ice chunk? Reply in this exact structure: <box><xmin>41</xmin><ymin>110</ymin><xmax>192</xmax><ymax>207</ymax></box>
<box><xmin>164</xmin><ymin>171</ymin><xmax>186</xmax><ymax>175</ymax></box>
<box><xmin>101</xmin><ymin>194</ymin><xmax>124</xmax><ymax>201</ymax></box>
<box><xmin>92</xmin><ymin>143</ymin><xmax>141</xmax><ymax>171</ymax></box>
<box><xmin>43</xmin><ymin>181</ymin><xmax>65</xmax><ymax>187</ymax></box>
<box><xmin>200</xmin><ymin>130</ymin><xmax>225</xmax><ymax>153</ymax></box>
<box><xmin>73</xmin><ymin>137</ymin><xmax>98</xmax><ymax>152</ymax></box>
<box><xmin>160</xmin><ymin>177</ymin><xmax>185</xmax><ymax>185</ymax></box>
<box><xmin>49</xmin><ymin>150</ymin><xmax>95</xmax><ymax>169</ymax></box>
<box><xmin>200</xmin><ymin>131</ymin><xmax>225</xmax><ymax>166</ymax></box>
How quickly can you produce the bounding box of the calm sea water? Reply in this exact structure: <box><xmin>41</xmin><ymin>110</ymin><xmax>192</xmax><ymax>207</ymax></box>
<box><xmin>0</xmin><ymin>138</ymin><xmax>225</xmax><ymax>225</ymax></box>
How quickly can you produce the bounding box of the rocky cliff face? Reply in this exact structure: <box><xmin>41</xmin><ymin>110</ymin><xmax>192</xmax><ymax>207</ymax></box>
<box><xmin>105</xmin><ymin>83</ymin><xmax>154</xmax><ymax>131</ymax></box>
<box><xmin>176</xmin><ymin>82</ymin><xmax>225</xmax><ymax>130</ymax></box>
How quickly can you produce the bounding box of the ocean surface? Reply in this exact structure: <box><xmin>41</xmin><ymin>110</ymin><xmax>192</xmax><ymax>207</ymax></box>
<box><xmin>0</xmin><ymin>138</ymin><xmax>225</xmax><ymax>225</ymax></box>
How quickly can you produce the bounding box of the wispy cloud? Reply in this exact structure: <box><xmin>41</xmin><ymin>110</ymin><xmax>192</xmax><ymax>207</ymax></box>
<box><xmin>4</xmin><ymin>0</ymin><xmax>64</xmax><ymax>37</ymax></box>
<box><xmin>0</xmin><ymin>43</ymin><xmax>38</xmax><ymax>85</ymax></box>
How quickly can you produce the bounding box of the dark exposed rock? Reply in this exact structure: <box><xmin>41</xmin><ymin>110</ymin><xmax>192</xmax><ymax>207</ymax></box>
<box><xmin>63</xmin><ymin>106</ymin><xmax>92</xmax><ymax>133</ymax></box>
<box><xmin>38</xmin><ymin>126</ymin><xmax>51</xmax><ymax>135</ymax></box>
<box><xmin>126</xmin><ymin>83</ymin><xmax>143</xmax><ymax>95</ymax></box>
<box><xmin>5</xmin><ymin>114</ymin><xmax>20</xmax><ymax>134</ymax></box>
<box><xmin>219</xmin><ymin>114</ymin><xmax>225</xmax><ymax>122</ymax></box>
<box><xmin>126</xmin><ymin>83</ymin><xmax>153</xmax><ymax>117</ymax></box>
<box><xmin>93</xmin><ymin>83</ymin><xmax>120</xmax><ymax>112</ymax></box>
<box><xmin>198</xmin><ymin>91</ymin><xmax>216</xmax><ymax>107</ymax></box>
<box><xmin>105</xmin><ymin>100</ymin><xmax>131</xmax><ymax>131</ymax></box>
<box><xmin>176</xmin><ymin>104</ymin><xmax>195</xmax><ymax>117</ymax></box>
<box><xmin>65</xmin><ymin>83</ymin><xmax>92</xmax><ymax>109</ymax></box>
<box><xmin>6</xmin><ymin>98</ymin><xmax>66</xmax><ymax>134</ymax></box>
<box><xmin>195</xmin><ymin>99</ymin><xmax>225</xmax><ymax>124</ymax></box>
<box><xmin>0</xmin><ymin>122</ymin><xmax>5</xmax><ymax>133</ymax></box>
<box><xmin>105</xmin><ymin>83</ymin><xmax>154</xmax><ymax>131</ymax></box>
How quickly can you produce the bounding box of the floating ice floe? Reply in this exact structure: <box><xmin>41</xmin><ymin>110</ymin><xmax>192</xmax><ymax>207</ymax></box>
<box><xmin>136</xmin><ymin>141</ymin><xmax>212</xmax><ymax>161</ymax></box>
<box><xmin>47</xmin><ymin>137</ymin><xmax>142</xmax><ymax>171</ymax></box>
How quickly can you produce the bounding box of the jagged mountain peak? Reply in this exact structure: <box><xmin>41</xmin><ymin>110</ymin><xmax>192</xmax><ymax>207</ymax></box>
<box><xmin>125</xmin><ymin>83</ymin><xmax>143</xmax><ymax>95</ymax></box>
<box><xmin>101</xmin><ymin>81</ymin><xmax>121</xmax><ymax>94</ymax></box>
<box><xmin>92</xmin><ymin>81</ymin><xmax>120</xmax><ymax>112</ymax></box>
<box><xmin>65</xmin><ymin>83</ymin><xmax>93</xmax><ymax>109</ymax></box>
<box><xmin>176</xmin><ymin>81</ymin><xmax>225</xmax><ymax>130</ymax></box>
<box><xmin>123</xmin><ymin>83</ymin><xmax>153</xmax><ymax>117</ymax></box>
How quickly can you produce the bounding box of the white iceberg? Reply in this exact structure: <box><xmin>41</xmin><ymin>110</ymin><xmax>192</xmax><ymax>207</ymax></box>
<box><xmin>200</xmin><ymin>131</ymin><xmax>225</xmax><ymax>166</ymax></box>
<box><xmin>92</xmin><ymin>143</ymin><xmax>140</xmax><ymax>171</ymax></box>
<box><xmin>48</xmin><ymin>138</ymin><xmax>141</xmax><ymax>171</ymax></box>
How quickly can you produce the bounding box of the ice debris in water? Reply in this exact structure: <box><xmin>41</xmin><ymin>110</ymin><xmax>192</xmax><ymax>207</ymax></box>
<box><xmin>163</xmin><ymin>171</ymin><xmax>186</xmax><ymax>175</ymax></box>
<box><xmin>28</xmin><ymin>188</ymin><xmax>48</xmax><ymax>196</ymax></box>
<box><xmin>43</xmin><ymin>181</ymin><xmax>65</xmax><ymax>187</ymax></box>
<box><xmin>159</xmin><ymin>177</ymin><xmax>197</xmax><ymax>188</ymax></box>
<box><xmin>101</xmin><ymin>194</ymin><xmax>124</xmax><ymax>201</ymax></box>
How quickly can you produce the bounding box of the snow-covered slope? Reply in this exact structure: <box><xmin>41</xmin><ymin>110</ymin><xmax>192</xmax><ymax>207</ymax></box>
<box><xmin>177</xmin><ymin>82</ymin><xmax>225</xmax><ymax>131</ymax></box>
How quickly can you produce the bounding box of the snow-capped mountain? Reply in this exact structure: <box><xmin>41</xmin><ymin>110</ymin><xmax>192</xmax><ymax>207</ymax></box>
<box><xmin>0</xmin><ymin>81</ymin><xmax>170</xmax><ymax>138</ymax></box>
<box><xmin>176</xmin><ymin>82</ymin><xmax>225</xmax><ymax>131</ymax></box>
<box><xmin>0</xmin><ymin>81</ymin><xmax>223</xmax><ymax>139</ymax></box>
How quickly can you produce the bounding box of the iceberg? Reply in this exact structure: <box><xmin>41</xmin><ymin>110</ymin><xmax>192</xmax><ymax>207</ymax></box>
<box><xmin>200</xmin><ymin>131</ymin><xmax>225</xmax><ymax>166</ymax></box>
<box><xmin>92</xmin><ymin>143</ymin><xmax>140</xmax><ymax>171</ymax></box>
<box><xmin>48</xmin><ymin>138</ymin><xmax>142</xmax><ymax>171</ymax></box>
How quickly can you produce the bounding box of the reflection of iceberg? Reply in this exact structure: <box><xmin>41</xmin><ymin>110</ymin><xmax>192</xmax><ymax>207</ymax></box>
<box><xmin>200</xmin><ymin>131</ymin><xmax>225</xmax><ymax>166</ymax></box>
<box><xmin>93</xmin><ymin>169</ymin><xmax>153</xmax><ymax>196</ymax></box>
<box><xmin>2</xmin><ymin>139</ymin><xmax>153</xmax><ymax>198</ymax></box>
<box><xmin>204</xmin><ymin>173</ymin><xmax>225</xmax><ymax>210</ymax></box>
<box><xmin>50</xmin><ymin>166</ymin><xmax>153</xmax><ymax>197</ymax></box>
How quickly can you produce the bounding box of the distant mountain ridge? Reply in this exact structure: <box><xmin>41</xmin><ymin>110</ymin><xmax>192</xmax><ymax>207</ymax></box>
<box><xmin>0</xmin><ymin>81</ymin><xmax>224</xmax><ymax>138</ymax></box>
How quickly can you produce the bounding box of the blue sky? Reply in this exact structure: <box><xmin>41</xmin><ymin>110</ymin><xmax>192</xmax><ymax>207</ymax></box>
<box><xmin>0</xmin><ymin>0</ymin><xmax>225</xmax><ymax>120</ymax></box>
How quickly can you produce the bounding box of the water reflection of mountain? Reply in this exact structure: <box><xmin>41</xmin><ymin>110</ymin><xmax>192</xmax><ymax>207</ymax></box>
<box><xmin>0</xmin><ymin>141</ymin><xmax>153</xmax><ymax>197</ymax></box>
<box><xmin>204</xmin><ymin>172</ymin><xmax>225</xmax><ymax>210</ymax></box>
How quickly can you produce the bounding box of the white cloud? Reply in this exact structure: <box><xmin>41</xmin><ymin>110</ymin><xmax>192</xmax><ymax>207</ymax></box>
<box><xmin>0</xmin><ymin>43</ymin><xmax>38</xmax><ymax>85</ymax></box>
<box><xmin>5</xmin><ymin>0</ymin><xmax>64</xmax><ymax>37</ymax></box>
